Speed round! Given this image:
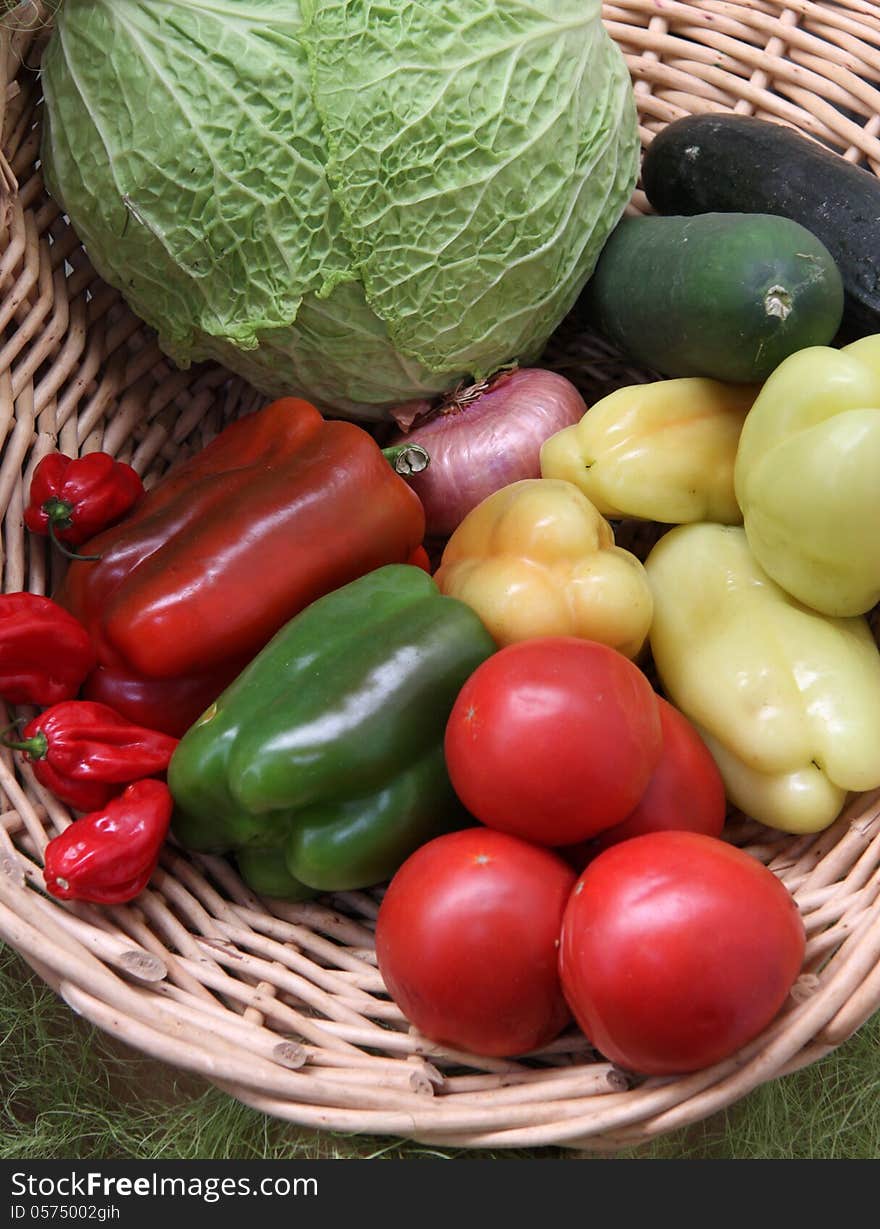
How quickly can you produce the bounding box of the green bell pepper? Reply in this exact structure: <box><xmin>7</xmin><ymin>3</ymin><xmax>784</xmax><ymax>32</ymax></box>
<box><xmin>167</xmin><ymin>565</ymin><xmax>495</xmax><ymax>897</ymax></box>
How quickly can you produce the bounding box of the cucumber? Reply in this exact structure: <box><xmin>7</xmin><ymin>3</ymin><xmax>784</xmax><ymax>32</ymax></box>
<box><xmin>581</xmin><ymin>211</ymin><xmax>844</xmax><ymax>383</ymax></box>
<box><xmin>641</xmin><ymin>114</ymin><xmax>880</xmax><ymax>340</ymax></box>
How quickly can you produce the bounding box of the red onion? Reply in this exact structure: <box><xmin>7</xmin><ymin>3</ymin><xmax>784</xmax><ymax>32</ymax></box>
<box><xmin>389</xmin><ymin>367</ymin><xmax>587</xmax><ymax>538</ymax></box>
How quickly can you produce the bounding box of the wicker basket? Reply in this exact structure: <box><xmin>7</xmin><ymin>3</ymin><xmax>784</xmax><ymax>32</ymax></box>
<box><xmin>2</xmin><ymin>0</ymin><xmax>880</xmax><ymax>1154</ymax></box>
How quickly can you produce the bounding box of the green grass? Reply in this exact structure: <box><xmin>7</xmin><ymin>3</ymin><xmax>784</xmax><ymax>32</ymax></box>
<box><xmin>2</xmin><ymin>942</ymin><xmax>878</xmax><ymax>1160</ymax></box>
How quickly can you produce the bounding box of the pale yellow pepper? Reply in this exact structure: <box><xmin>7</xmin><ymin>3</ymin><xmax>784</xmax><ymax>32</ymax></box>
<box><xmin>645</xmin><ymin>522</ymin><xmax>880</xmax><ymax>834</ymax></box>
<box><xmin>540</xmin><ymin>377</ymin><xmax>756</xmax><ymax>524</ymax></box>
<box><xmin>434</xmin><ymin>478</ymin><xmax>653</xmax><ymax>658</ymax></box>
<box><xmin>735</xmin><ymin>334</ymin><xmax>880</xmax><ymax>616</ymax></box>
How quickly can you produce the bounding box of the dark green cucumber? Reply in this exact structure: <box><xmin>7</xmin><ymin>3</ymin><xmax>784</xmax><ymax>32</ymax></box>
<box><xmin>641</xmin><ymin>114</ymin><xmax>880</xmax><ymax>340</ymax></box>
<box><xmin>581</xmin><ymin>212</ymin><xmax>844</xmax><ymax>383</ymax></box>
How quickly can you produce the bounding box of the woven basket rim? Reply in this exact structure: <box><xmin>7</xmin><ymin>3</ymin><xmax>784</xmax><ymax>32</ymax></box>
<box><xmin>2</xmin><ymin>0</ymin><xmax>880</xmax><ymax>1153</ymax></box>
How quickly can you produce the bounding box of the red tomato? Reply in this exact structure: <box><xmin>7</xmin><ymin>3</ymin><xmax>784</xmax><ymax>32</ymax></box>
<box><xmin>562</xmin><ymin>697</ymin><xmax>727</xmax><ymax>869</ymax></box>
<box><xmin>375</xmin><ymin>828</ymin><xmax>576</xmax><ymax>1057</ymax></box>
<box><xmin>559</xmin><ymin>831</ymin><xmax>806</xmax><ymax>1075</ymax></box>
<box><xmin>444</xmin><ymin>637</ymin><xmax>663</xmax><ymax>846</ymax></box>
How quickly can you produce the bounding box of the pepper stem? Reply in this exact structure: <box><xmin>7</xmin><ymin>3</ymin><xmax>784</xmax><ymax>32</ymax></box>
<box><xmin>47</xmin><ymin>519</ymin><xmax>101</xmax><ymax>562</ymax></box>
<box><xmin>0</xmin><ymin>726</ymin><xmax>48</xmax><ymax>760</ymax></box>
<box><xmin>381</xmin><ymin>442</ymin><xmax>430</xmax><ymax>476</ymax></box>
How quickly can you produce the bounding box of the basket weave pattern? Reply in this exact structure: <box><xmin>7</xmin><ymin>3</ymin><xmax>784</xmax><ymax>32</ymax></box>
<box><xmin>1</xmin><ymin>0</ymin><xmax>880</xmax><ymax>1151</ymax></box>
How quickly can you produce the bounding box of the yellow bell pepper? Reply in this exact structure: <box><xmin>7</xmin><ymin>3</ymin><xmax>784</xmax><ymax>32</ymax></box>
<box><xmin>734</xmin><ymin>334</ymin><xmax>880</xmax><ymax>616</ymax></box>
<box><xmin>434</xmin><ymin>478</ymin><xmax>653</xmax><ymax>658</ymax></box>
<box><xmin>540</xmin><ymin>377</ymin><xmax>755</xmax><ymax>524</ymax></box>
<box><xmin>645</xmin><ymin>522</ymin><xmax>880</xmax><ymax>834</ymax></box>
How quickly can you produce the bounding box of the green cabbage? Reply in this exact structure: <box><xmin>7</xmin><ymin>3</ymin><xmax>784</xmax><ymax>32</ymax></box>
<box><xmin>42</xmin><ymin>0</ymin><xmax>638</xmax><ymax>419</ymax></box>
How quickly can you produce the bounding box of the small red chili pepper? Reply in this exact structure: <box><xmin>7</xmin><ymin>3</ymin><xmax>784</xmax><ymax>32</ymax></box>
<box><xmin>0</xmin><ymin>593</ymin><xmax>96</xmax><ymax>707</ymax></box>
<box><xmin>43</xmin><ymin>779</ymin><xmax>173</xmax><ymax>904</ymax></box>
<box><xmin>24</xmin><ymin>451</ymin><xmax>144</xmax><ymax>559</ymax></box>
<box><xmin>1</xmin><ymin>700</ymin><xmax>179</xmax><ymax>812</ymax></box>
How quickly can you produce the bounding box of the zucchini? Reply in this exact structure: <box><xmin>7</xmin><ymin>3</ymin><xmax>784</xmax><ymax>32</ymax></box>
<box><xmin>641</xmin><ymin>114</ymin><xmax>880</xmax><ymax>340</ymax></box>
<box><xmin>581</xmin><ymin>212</ymin><xmax>843</xmax><ymax>383</ymax></box>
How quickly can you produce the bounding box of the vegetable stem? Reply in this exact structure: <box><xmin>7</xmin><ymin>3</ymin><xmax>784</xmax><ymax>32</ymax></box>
<box><xmin>381</xmin><ymin>442</ymin><xmax>430</xmax><ymax>476</ymax></box>
<box><xmin>48</xmin><ymin>520</ymin><xmax>101</xmax><ymax>562</ymax></box>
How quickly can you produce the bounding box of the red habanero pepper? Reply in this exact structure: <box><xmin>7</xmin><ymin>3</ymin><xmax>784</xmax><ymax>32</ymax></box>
<box><xmin>0</xmin><ymin>593</ymin><xmax>95</xmax><ymax>707</ymax></box>
<box><xmin>43</xmin><ymin>780</ymin><xmax>173</xmax><ymax>904</ymax></box>
<box><xmin>58</xmin><ymin>397</ymin><xmax>426</xmax><ymax>688</ymax></box>
<box><xmin>1</xmin><ymin>701</ymin><xmax>178</xmax><ymax>812</ymax></box>
<box><xmin>25</xmin><ymin>452</ymin><xmax>144</xmax><ymax>558</ymax></box>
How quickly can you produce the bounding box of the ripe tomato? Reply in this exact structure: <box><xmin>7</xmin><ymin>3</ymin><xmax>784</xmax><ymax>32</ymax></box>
<box><xmin>559</xmin><ymin>831</ymin><xmax>806</xmax><ymax>1075</ymax></box>
<box><xmin>444</xmin><ymin>637</ymin><xmax>663</xmax><ymax>846</ymax></box>
<box><xmin>375</xmin><ymin>828</ymin><xmax>576</xmax><ymax>1057</ymax></box>
<box><xmin>563</xmin><ymin>697</ymin><xmax>727</xmax><ymax>869</ymax></box>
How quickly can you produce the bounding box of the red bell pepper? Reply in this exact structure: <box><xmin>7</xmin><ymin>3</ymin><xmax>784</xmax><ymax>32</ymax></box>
<box><xmin>43</xmin><ymin>779</ymin><xmax>172</xmax><ymax>904</ymax></box>
<box><xmin>25</xmin><ymin>451</ymin><xmax>144</xmax><ymax>558</ymax></box>
<box><xmin>58</xmin><ymin>398</ymin><xmax>425</xmax><ymax>727</ymax></box>
<box><xmin>81</xmin><ymin>661</ymin><xmax>247</xmax><ymax>739</ymax></box>
<box><xmin>0</xmin><ymin>593</ymin><xmax>95</xmax><ymax>707</ymax></box>
<box><xmin>407</xmin><ymin>544</ymin><xmax>432</xmax><ymax>574</ymax></box>
<box><xmin>1</xmin><ymin>700</ymin><xmax>178</xmax><ymax>812</ymax></box>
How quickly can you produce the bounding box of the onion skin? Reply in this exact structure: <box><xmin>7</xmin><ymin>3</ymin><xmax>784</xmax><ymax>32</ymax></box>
<box><xmin>389</xmin><ymin>368</ymin><xmax>587</xmax><ymax>539</ymax></box>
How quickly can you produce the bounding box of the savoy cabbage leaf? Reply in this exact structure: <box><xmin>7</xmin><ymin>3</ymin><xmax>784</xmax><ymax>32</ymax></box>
<box><xmin>42</xmin><ymin>0</ymin><xmax>638</xmax><ymax>418</ymax></box>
